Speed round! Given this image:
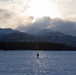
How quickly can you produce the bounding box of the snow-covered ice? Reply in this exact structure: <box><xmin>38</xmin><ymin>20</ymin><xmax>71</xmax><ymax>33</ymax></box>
<box><xmin>0</xmin><ymin>50</ymin><xmax>76</xmax><ymax>75</ymax></box>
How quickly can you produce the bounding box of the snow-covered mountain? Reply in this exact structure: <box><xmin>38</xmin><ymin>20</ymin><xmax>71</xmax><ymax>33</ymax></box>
<box><xmin>0</xmin><ymin>28</ymin><xmax>34</xmax><ymax>42</ymax></box>
<box><xmin>37</xmin><ymin>29</ymin><xmax>65</xmax><ymax>37</ymax></box>
<box><xmin>37</xmin><ymin>29</ymin><xmax>76</xmax><ymax>47</ymax></box>
<box><xmin>0</xmin><ymin>28</ymin><xmax>15</xmax><ymax>35</ymax></box>
<box><xmin>0</xmin><ymin>28</ymin><xmax>76</xmax><ymax>47</ymax></box>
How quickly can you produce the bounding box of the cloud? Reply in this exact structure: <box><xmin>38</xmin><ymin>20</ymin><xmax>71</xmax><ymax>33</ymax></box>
<box><xmin>0</xmin><ymin>8</ymin><xmax>34</xmax><ymax>28</ymax></box>
<box><xmin>0</xmin><ymin>0</ymin><xmax>76</xmax><ymax>21</ymax></box>
<box><xmin>0</xmin><ymin>0</ymin><xmax>34</xmax><ymax>27</ymax></box>
<box><xmin>0</xmin><ymin>9</ymin><xmax>12</xmax><ymax>19</ymax></box>
<box><xmin>55</xmin><ymin>0</ymin><xmax>73</xmax><ymax>2</ymax></box>
<box><xmin>16</xmin><ymin>17</ymin><xmax>76</xmax><ymax>36</ymax></box>
<box><xmin>0</xmin><ymin>9</ymin><xmax>24</xmax><ymax>28</ymax></box>
<box><xmin>0</xmin><ymin>0</ymin><xmax>29</xmax><ymax>16</ymax></box>
<box><xmin>54</xmin><ymin>0</ymin><xmax>76</xmax><ymax>21</ymax></box>
<box><xmin>0</xmin><ymin>0</ymin><xmax>10</xmax><ymax>1</ymax></box>
<box><xmin>16</xmin><ymin>17</ymin><xmax>51</xmax><ymax>34</ymax></box>
<box><xmin>51</xmin><ymin>19</ymin><xmax>76</xmax><ymax>36</ymax></box>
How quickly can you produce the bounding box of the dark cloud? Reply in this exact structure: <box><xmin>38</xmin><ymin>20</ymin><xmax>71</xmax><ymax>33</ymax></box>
<box><xmin>0</xmin><ymin>9</ymin><xmax>12</xmax><ymax>19</ymax></box>
<box><xmin>51</xmin><ymin>19</ymin><xmax>76</xmax><ymax>36</ymax></box>
<box><xmin>16</xmin><ymin>17</ymin><xmax>76</xmax><ymax>36</ymax></box>
<box><xmin>0</xmin><ymin>9</ymin><xmax>23</xmax><ymax>28</ymax></box>
<box><xmin>17</xmin><ymin>17</ymin><xmax>51</xmax><ymax>34</ymax></box>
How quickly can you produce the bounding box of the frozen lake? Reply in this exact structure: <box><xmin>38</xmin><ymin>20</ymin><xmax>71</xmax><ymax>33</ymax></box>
<box><xmin>0</xmin><ymin>51</ymin><xmax>76</xmax><ymax>75</ymax></box>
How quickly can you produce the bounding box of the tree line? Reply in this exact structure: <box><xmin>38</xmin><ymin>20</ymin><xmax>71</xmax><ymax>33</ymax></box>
<box><xmin>0</xmin><ymin>42</ymin><xmax>75</xmax><ymax>50</ymax></box>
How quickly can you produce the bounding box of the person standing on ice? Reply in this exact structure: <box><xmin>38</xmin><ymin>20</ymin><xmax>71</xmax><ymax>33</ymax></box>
<box><xmin>37</xmin><ymin>53</ymin><xmax>39</xmax><ymax>58</ymax></box>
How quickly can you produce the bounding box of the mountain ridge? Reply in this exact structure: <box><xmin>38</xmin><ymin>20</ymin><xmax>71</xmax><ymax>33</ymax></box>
<box><xmin>0</xmin><ymin>28</ymin><xmax>76</xmax><ymax>49</ymax></box>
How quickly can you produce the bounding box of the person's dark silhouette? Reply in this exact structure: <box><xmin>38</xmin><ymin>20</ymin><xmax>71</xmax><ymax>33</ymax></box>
<box><xmin>37</xmin><ymin>53</ymin><xmax>39</xmax><ymax>58</ymax></box>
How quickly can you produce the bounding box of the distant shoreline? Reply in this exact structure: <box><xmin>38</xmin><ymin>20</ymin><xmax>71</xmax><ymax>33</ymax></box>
<box><xmin>0</xmin><ymin>42</ymin><xmax>76</xmax><ymax>50</ymax></box>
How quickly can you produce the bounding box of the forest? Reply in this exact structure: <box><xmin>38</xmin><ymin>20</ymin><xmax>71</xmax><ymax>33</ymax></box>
<box><xmin>0</xmin><ymin>42</ymin><xmax>75</xmax><ymax>50</ymax></box>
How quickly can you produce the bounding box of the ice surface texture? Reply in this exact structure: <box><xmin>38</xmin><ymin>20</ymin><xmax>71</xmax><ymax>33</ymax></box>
<box><xmin>0</xmin><ymin>51</ymin><xmax>76</xmax><ymax>75</ymax></box>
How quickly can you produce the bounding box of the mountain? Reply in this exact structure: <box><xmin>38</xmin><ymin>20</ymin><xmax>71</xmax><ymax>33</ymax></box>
<box><xmin>37</xmin><ymin>29</ymin><xmax>76</xmax><ymax>47</ymax></box>
<box><xmin>0</xmin><ymin>28</ymin><xmax>76</xmax><ymax>48</ymax></box>
<box><xmin>0</xmin><ymin>28</ymin><xmax>15</xmax><ymax>36</ymax></box>
<box><xmin>0</xmin><ymin>28</ymin><xmax>34</xmax><ymax>42</ymax></box>
<box><xmin>37</xmin><ymin>29</ymin><xmax>64</xmax><ymax>36</ymax></box>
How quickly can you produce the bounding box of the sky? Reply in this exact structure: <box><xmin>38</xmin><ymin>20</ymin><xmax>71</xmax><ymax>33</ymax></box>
<box><xmin>0</xmin><ymin>0</ymin><xmax>76</xmax><ymax>36</ymax></box>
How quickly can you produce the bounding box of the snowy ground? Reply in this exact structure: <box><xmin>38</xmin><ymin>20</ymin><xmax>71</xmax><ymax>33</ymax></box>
<box><xmin>0</xmin><ymin>50</ymin><xmax>76</xmax><ymax>75</ymax></box>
